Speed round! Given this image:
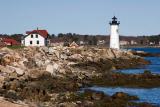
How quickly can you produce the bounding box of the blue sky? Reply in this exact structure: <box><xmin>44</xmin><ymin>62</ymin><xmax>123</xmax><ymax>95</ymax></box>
<box><xmin>0</xmin><ymin>0</ymin><xmax>160</xmax><ymax>36</ymax></box>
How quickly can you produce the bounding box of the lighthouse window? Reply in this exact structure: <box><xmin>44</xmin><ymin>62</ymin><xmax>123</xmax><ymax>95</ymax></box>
<box><xmin>31</xmin><ymin>35</ymin><xmax>33</xmax><ymax>38</ymax></box>
<box><xmin>116</xmin><ymin>29</ymin><xmax>119</xmax><ymax>33</ymax></box>
<box><xmin>36</xmin><ymin>34</ymin><xmax>38</xmax><ymax>38</ymax></box>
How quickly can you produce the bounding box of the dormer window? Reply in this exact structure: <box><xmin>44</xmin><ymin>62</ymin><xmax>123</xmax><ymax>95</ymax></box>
<box><xmin>31</xmin><ymin>35</ymin><xmax>33</xmax><ymax>38</ymax></box>
<box><xmin>36</xmin><ymin>34</ymin><xmax>38</xmax><ymax>38</ymax></box>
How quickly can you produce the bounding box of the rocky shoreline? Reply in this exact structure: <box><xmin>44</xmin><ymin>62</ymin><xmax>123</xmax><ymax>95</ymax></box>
<box><xmin>0</xmin><ymin>46</ymin><xmax>157</xmax><ymax>107</ymax></box>
<box><xmin>131</xmin><ymin>50</ymin><xmax>160</xmax><ymax>57</ymax></box>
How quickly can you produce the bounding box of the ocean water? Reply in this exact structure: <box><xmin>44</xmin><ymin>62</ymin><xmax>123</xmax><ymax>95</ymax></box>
<box><xmin>89</xmin><ymin>48</ymin><xmax>160</xmax><ymax>105</ymax></box>
<box><xmin>129</xmin><ymin>48</ymin><xmax>160</xmax><ymax>53</ymax></box>
<box><xmin>89</xmin><ymin>86</ymin><xmax>160</xmax><ymax>106</ymax></box>
<box><xmin>116</xmin><ymin>48</ymin><xmax>160</xmax><ymax>74</ymax></box>
<box><xmin>116</xmin><ymin>57</ymin><xmax>160</xmax><ymax>74</ymax></box>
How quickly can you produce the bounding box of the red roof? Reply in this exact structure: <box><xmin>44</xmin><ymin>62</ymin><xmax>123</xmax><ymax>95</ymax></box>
<box><xmin>3</xmin><ymin>38</ymin><xmax>20</xmax><ymax>45</ymax></box>
<box><xmin>26</xmin><ymin>30</ymin><xmax>49</xmax><ymax>38</ymax></box>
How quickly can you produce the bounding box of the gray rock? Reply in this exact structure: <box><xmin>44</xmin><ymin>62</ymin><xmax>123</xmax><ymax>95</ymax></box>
<box><xmin>46</xmin><ymin>63</ymin><xmax>59</xmax><ymax>76</ymax></box>
<box><xmin>5</xmin><ymin>90</ymin><xmax>20</xmax><ymax>101</ymax></box>
<box><xmin>14</xmin><ymin>68</ymin><xmax>24</xmax><ymax>76</ymax></box>
<box><xmin>42</xmin><ymin>47</ymin><xmax>49</xmax><ymax>53</ymax></box>
<box><xmin>24</xmin><ymin>59</ymin><xmax>37</xmax><ymax>68</ymax></box>
<box><xmin>46</xmin><ymin>64</ymin><xmax>54</xmax><ymax>73</ymax></box>
<box><xmin>46</xmin><ymin>64</ymin><xmax>56</xmax><ymax>75</ymax></box>
<box><xmin>58</xmin><ymin>102</ymin><xmax>77</xmax><ymax>107</ymax></box>
<box><xmin>54</xmin><ymin>50</ymin><xmax>60</xmax><ymax>59</ymax></box>
<box><xmin>9</xmin><ymin>72</ymin><xmax>18</xmax><ymax>79</ymax></box>
<box><xmin>48</xmin><ymin>47</ymin><xmax>54</xmax><ymax>55</ymax></box>
<box><xmin>69</xmin><ymin>54</ymin><xmax>83</xmax><ymax>61</ymax></box>
<box><xmin>44</xmin><ymin>59</ymin><xmax>51</xmax><ymax>65</ymax></box>
<box><xmin>0</xmin><ymin>65</ymin><xmax>14</xmax><ymax>74</ymax></box>
<box><xmin>60</xmin><ymin>54</ymin><xmax>68</xmax><ymax>60</ymax></box>
<box><xmin>35</xmin><ymin>60</ymin><xmax>44</xmax><ymax>67</ymax></box>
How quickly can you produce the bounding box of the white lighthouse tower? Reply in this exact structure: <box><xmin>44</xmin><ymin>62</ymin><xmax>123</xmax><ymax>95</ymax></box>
<box><xmin>109</xmin><ymin>16</ymin><xmax>120</xmax><ymax>49</ymax></box>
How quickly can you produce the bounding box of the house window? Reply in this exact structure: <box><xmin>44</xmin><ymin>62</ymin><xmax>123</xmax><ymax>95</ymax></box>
<box><xmin>36</xmin><ymin>34</ymin><xmax>38</xmax><ymax>38</ymax></box>
<box><xmin>30</xmin><ymin>41</ymin><xmax>32</xmax><ymax>44</ymax></box>
<box><xmin>31</xmin><ymin>35</ymin><xmax>33</xmax><ymax>38</ymax></box>
<box><xmin>37</xmin><ymin>40</ymin><xmax>39</xmax><ymax>44</ymax></box>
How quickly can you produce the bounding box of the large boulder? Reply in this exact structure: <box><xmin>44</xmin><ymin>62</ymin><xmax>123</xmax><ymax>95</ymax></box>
<box><xmin>48</xmin><ymin>47</ymin><xmax>54</xmax><ymax>55</ymax></box>
<box><xmin>9</xmin><ymin>72</ymin><xmax>18</xmax><ymax>79</ymax></box>
<box><xmin>58</xmin><ymin>102</ymin><xmax>77</xmax><ymax>107</ymax></box>
<box><xmin>44</xmin><ymin>59</ymin><xmax>51</xmax><ymax>65</ymax></box>
<box><xmin>41</xmin><ymin>47</ymin><xmax>49</xmax><ymax>53</ymax></box>
<box><xmin>35</xmin><ymin>59</ymin><xmax>44</xmax><ymax>67</ymax></box>
<box><xmin>46</xmin><ymin>63</ymin><xmax>59</xmax><ymax>75</ymax></box>
<box><xmin>60</xmin><ymin>54</ymin><xmax>68</xmax><ymax>60</ymax></box>
<box><xmin>53</xmin><ymin>63</ymin><xmax>59</xmax><ymax>71</ymax></box>
<box><xmin>0</xmin><ymin>75</ymin><xmax>5</xmax><ymax>88</ymax></box>
<box><xmin>54</xmin><ymin>50</ymin><xmax>60</xmax><ymax>59</ymax></box>
<box><xmin>0</xmin><ymin>65</ymin><xmax>14</xmax><ymax>74</ymax></box>
<box><xmin>27</xmin><ymin>69</ymin><xmax>47</xmax><ymax>79</ymax></box>
<box><xmin>46</xmin><ymin>64</ymin><xmax>54</xmax><ymax>74</ymax></box>
<box><xmin>84</xmin><ymin>89</ymin><xmax>106</xmax><ymax>100</ymax></box>
<box><xmin>14</xmin><ymin>68</ymin><xmax>24</xmax><ymax>76</ymax></box>
<box><xmin>23</xmin><ymin>58</ymin><xmax>37</xmax><ymax>68</ymax></box>
<box><xmin>1</xmin><ymin>54</ymin><xmax>13</xmax><ymax>65</ymax></box>
<box><xmin>9</xmin><ymin>80</ymin><xmax>20</xmax><ymax>91</ymax></box>
<box><xmin>112</xmin><ymin>92</ymin><xmax>139</xmax><ymax>101</ymax></box>
<box><xmin>7</xmin><ymin>66</ymin><xmax>24</xmax><ymax>76</ymax></box>
<box><xmin>0</xmin><ymin>97</ymin><xmax>30</xmax><ymax>107</ymax></box>
<box><xmin>68</xmin><ymin>54</ymin><xmax>83</xmax><ymax>61</ymax></box>
<box><xmin>0</xmin><ymin>47</ymin><xmax>14</xmax><ymax>53</ymax></box>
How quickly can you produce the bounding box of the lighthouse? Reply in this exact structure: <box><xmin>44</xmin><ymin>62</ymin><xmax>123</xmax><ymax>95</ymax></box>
<box><xmin>109</xmin><ymin>16</ymin><xmax>120</xmax><ymax>49</ymax></box>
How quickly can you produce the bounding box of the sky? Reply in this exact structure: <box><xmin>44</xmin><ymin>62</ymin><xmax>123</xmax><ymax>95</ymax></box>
<box><xmin>0</xmin><ymin>0</ymin><xmax>160</xmax><ymax>36</ymax></box>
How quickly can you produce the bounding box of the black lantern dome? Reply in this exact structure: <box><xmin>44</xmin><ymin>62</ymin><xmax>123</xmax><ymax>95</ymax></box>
<box><xmin>109</xmin><ymin>16</ymin><xmax>120</xmax><ymax>25</ymax></box>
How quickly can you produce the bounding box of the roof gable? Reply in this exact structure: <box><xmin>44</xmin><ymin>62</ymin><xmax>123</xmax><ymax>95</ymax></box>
<box><xmin>26</xmin><ymin>30</ymin><xmax>49</xmax><ymax>38</ymax></box>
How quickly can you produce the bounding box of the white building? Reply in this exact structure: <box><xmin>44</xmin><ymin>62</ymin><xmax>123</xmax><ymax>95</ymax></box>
<box><xmin>97</xmin><ymin>40</ymin><xmax>106</xmax><ymax>45</ymax></box>
<box><xmin>120</xmin><ymin>40</ymin><xmax>129</xmax><ymax>46</ymax></box>
<box><xmin>109</xmin><ymin>16</ymin><xmax>120</xmax><ymax>49</ymax></box>
<box><xmin>22</xmin><ymin>29</ymin><xmax>49</xmax><ymax>46</ymax></box>
<box><xmin>131</xmin><ymin>40</ymin><xmax>137</xmax><ymax>45</ymax></box>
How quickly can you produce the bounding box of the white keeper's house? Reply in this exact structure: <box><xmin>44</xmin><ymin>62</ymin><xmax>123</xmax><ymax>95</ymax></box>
<box><xmin>22</xmin><ymin>29</ymin><xmax>49</xmax><ymax>46</ymax></box>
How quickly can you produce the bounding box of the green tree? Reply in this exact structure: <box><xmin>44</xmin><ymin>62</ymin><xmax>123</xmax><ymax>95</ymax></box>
<box><xmin>84</xmin><ymin>35</ymin><xmax>89</xmax><ymax>42</ymax></box>
<box><xmin>58</xmin><ymin>33</ymin><xmax>64</xmax><ymax>38</ymax></box>
<box><xmin>10</xmin><ymin>34</ymin><xmax>24</xmax><ymax>42</ymax></box>
<box><xmin>92</xmin><ymin>36</ymin><xmax>97</xmax><ymax>45</ymax></box>
<box><xmin>51</xmin><ymin>34</ymin><xmax>55</xmax><ymax>38</ymax></box>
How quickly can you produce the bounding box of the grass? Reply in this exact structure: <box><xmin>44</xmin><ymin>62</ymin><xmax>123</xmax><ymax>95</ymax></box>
<box><xmin>6</xmin><ymin>45</ymin><xmax>25</xmax><ymax>49</ymax></box>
